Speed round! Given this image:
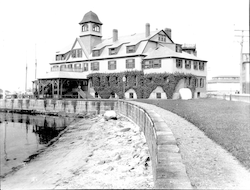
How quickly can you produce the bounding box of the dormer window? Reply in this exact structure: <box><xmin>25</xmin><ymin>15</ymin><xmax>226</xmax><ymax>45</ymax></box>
<box><xmin>176</xmin><ymin>45</ymin><xmax>182</xmax><ymax>53</ymax></box>
<box><xmin>56</xmin><ymin>54</ymin><xmax>65</xmax><ymax>61</ymax></box>
<box><xmin>82</xmin><ymin>24</ymin><xmax>88</xmax><ymax>32</ymax></box>
<box><xmin>92</xmin><ymin>50</ymin><xmax>100</xmax><ymax>57</ymax></box>
<box><xmin>127</xmin><ymin>45</ymin><xmax>135</xmax><ymax>53</ymax></box>
<box><xmin>109</xmin><ymin>48</ymin><xmax>117</xmax><ymax>55</ymax></box>
<box><xmin>92</xmin><ymin>24</ymin><xmax>100</xmax><ymax>32</ymax></box>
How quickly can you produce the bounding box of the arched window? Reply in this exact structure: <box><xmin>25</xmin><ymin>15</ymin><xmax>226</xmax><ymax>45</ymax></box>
<box><xmin>82</xmin><ymin>24</ymin><xmax>88</xmax><ymax>32</ymax></box>
<box><xmin>92</xmin><ymin>24</ymin><xmax>100</xmax><ymax>32</ymax></box>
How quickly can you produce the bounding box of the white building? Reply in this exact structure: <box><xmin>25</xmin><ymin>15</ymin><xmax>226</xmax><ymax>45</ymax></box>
<box><xmin>207</xmin><ymin>75</ymin><xmax>240</xmax><ymax>94</ymax></box>
<box><xmin>37</xmin><ymin>11</ymin><xmax>207</xmax><ymax>99</ymax></box>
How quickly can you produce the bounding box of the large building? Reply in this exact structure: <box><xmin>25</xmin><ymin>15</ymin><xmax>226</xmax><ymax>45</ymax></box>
<box><xmin>36</xmin><ymin>11</ymin><xmax>207</xmax><ymax>99</ymax></box>
<box><xmin>207</xmin><ymin>75</ymin><xmax>240</xmax><ymax>94</ymax></box>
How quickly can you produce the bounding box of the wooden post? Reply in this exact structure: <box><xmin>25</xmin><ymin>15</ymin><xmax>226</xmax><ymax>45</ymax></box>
<box><xmin>60</xmin><ymin>79</ymin><xmax>63</xmax><ymax>99</ymax></box>
<box><xmin>42</xmin><ymin>81</ymin><xmax>44</xmax><ymax>99</ymax></box>
<box><xmin>57</xmin><ymin>79</ymin><xmax>60</xmax><ymax>99</ymax></box>
<box><xmin>52</xmin><ymin>80</ymin><xmax>54</xmax><ymax>98</ymax></box>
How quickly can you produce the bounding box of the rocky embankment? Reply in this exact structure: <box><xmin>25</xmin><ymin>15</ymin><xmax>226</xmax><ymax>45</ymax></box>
<box><xmin>1</xmin><ymin>114</ymin><xmax>153</xmax><ymax>189</ymax></box>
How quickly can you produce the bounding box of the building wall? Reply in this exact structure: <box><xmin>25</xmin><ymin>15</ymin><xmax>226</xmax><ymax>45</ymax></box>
<box><xmin>172</xmin><ymin>59</ymin><xmax>207</xmax><ymax>77</ymax></box>
<box><xmin>148</xmin><ymin>86</ymin><xmax>167</xmax><ymax>99</ymax></box>
<box><xmin>125</xmin><ymin>89</ymin><xmax>137</xmax><ymax>99</ymax></box>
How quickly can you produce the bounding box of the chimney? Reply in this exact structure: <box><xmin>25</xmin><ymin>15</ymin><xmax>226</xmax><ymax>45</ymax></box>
<box><xmin>113</xmin><ymin>29</ymin><xmax>118</xmax><ymax>42</ymax></box>
<box><xmin>165</xmin><ymin>28</ymin><xmax>172</xmax><ymax>39</ymax></box>
<box><xmin>145</xmin><ymin>23</ymin><xmax>150</xmax><ymax>37</ymax></box>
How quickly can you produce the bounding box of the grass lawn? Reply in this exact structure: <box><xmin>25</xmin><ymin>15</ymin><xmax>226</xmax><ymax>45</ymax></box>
<box><xmin>135</xmin><ymin>98</ymin><xmax>250</xmax><ymax>170</ymax></box>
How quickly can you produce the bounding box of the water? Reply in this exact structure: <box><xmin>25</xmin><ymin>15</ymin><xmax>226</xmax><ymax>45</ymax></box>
<box><xmin>0</xmin><ymin>112</ymin><xmax>77</xmax><ymax>177</ymax></box>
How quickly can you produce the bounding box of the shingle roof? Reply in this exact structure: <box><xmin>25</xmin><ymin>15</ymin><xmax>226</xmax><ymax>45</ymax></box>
<box><xmin>143</xmin><ymin>45</ymin><xmax>207</xmax><ymax>61</ymax></box>
<box><xmin>79</xmin><ymin>11</ymin><xmax>102</xmax><ymax>25</ymax></box>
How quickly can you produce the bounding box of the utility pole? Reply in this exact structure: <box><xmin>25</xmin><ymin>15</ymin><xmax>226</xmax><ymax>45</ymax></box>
<box><xmin>35</xmin><ymin>44</ymin><xmax>37</xmax><ymax>80</ymax></box>
<box><xmin>234</xmin><ymin>29</ymin><xmax>249</xmax><ymax>93</ymax></box>
<box><xmin>25</xmin><ymin>52</ymin><xmax>28</xmax><ymax>94</ymax></box>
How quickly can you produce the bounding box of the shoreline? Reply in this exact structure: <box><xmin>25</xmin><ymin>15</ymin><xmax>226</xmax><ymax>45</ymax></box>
<box><xmin>1</xmin><ymin>113</ymin><xmax>153</xmax><ymax>189</ymax></box>
<box><xmin>0</xmin><ymin>113</ymin><xmax>95</xmax><ymax>179</ymax></box>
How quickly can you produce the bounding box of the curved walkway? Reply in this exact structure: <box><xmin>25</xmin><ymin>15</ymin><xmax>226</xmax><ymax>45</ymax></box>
<box><xmin>131</xmin><ymin>101</ymin><xmax>250</xmax><ymax>189</ymax></box>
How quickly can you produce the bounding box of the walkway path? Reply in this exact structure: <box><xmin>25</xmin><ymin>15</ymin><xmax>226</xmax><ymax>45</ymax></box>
<box><xmin>131</xmin><ymin>101</ymin><xmax>250</xmax><ymax>189</ymax></box>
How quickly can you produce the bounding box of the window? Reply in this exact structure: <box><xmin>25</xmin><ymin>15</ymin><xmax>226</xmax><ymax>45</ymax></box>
<box><xmin>111</xmin><ymin>92</ymin><xmax>115</xmax><ymax>98</ymax></box>
<box><xmin>199</xmin><ymin>62</ymin><xmax>205</xmax><ymax>70</ymax></box>
<box><xmin>176</xmin><ymin>59</ymin><xmax>183</xmax><ymax>68</ymax></box>
<box><xmin>108</xmin><ymin>60</ymin><xmax>116</xmax><ymax>70</ymax></box>
<box><xmin>82</xmin><ymin>24</ymin><xmax>88</xmax><ymax>32</ymax></box>
<box><xmin>109</xmin><ymin>48</ymin><xmax>117</xmax><ymax>55</ymax></box>
<box><xmin>142</xmin><ymin>59</ymin><xmax>161</xmax><ymax>69</ymax></box>
<box><xmin>195</xmin><ymin>78</ymin><xmax>198</xmax><ymax>87</ymax></box>
<box><xmin>175</xmin><ymin>45</ymin><xmax>182</xmax><ymax>53</ymax></box>
<box><xmin>91</xmin><ymin>62</ymin><xmax>99</xmax><ymax>71</ymax></box>
<box><xmin>83</xmin><ymin>63</ymin><xmax>88</xmax><ymax>71</ymax></box>
<box><xmin>126</xmin><ymin>59</ymin><xmax>135</xmax><ymax>69</ymax></box>
<box><xmin>158</xmin><ymin>34</ymin><xmax>166</xmax><ymax>42</ymax></box>
<box><xmin>193</xmin><ymin>61</ymin><xmax>198</xmax><ymax>70</ymax></box>
<box><xmin>185</xmin><ymin>60</ymin><xmax>191</xmax><ymax>69</ymax></box>
<box><xmin>60</xmin><ymin>64</ymin><xmax>66</xmax><ymax>71</ymax></box>
<box><xmin>77</xmin><ymin>49</ymin><xmax>82</xmax><ymax>58</ymax></box>
<box><xmin>92</xmin><ymin>24</ymin><xmax>100</xmax><ymax>32</ymax></box>
<box><xmin>72</xmin><ymin>50</ymin><xmax>76</xmax><ymax>58</ymax></box>
<box><xmin>56</xmin><ymin>55</ymin><xmax>64</xmax><ymax>61</ymax></box>
<box><xmin>95</xmin><ymin>92</ymin><xmax>99</xmax><ymax>98</ymax></box>
<box><xmin>200</xmin><ymin>78</ymin><xmax>204</xmax><ymax>88</ymax></box>
<box><xmin>92</xmin><ymin>50</ymin><xmax>100</xmax><ymax>57</ymax></box>
<box><xmin>127</xmin><ymin>45</ymin><xmax>135</xmax><ymax>53</ymax></box>
<box><xmin>156</xmin><ymin>93</ymin><xmax>161</xmax><ymax>99</ymax></box>
<box><xmin>129</xmin><ymin>93</ymin><xmax>134</xmax><ymax>99</ymax></box>
<box><xmin>51</xmin><ymin>65</ymin><xmax>59</xmax><ymax>71</ymax></box>
<box><xmin>74</xmin><ymin>63</ymin><xmax>81</xmax><ymax>68</ymax></box>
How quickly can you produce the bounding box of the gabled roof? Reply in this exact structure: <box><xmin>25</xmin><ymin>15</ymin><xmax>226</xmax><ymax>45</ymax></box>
<box><xmin>79</xmin><ymin>11</ymin><xmax>102</xmax><ymax>25</ymax></box>
<box><xmin>143</xmin><ymin>45</ymin><xmax>207</xmax><ymax>61</ymax></box>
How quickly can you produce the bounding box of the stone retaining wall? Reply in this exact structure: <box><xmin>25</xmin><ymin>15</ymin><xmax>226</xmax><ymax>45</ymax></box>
<box><xmin>0</xmin><ymin>99</ymin><xmax>117</xmax><ymax>115</ymax></box>
<box><xmin>118</xmin><ymin>100</ymin><xmax>192</xmax><ymax>189</ymax></box>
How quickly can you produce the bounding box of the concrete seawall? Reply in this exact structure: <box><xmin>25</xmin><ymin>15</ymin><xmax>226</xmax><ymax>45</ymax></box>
<box><xmin>0</xmin><ymin>99</ymin><xmax>192</xmax><ymax>188</ymax></box>
<box><xmin>118</xmin><ymin>100</ymin><xmax>192</xmax><ymax>189</ymax></box>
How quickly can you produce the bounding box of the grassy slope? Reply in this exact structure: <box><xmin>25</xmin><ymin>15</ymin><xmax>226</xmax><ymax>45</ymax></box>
<box><xmin>135</xmin><ymin>98</ymin><xmax>250</xmax><ymax>169</ymax></box>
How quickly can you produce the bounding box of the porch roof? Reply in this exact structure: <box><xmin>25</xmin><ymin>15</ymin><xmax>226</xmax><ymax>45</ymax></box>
<box><xmin>37</xmin><ymin>71</ymin><xmax>88</xmax><ymax>80</ymax></box>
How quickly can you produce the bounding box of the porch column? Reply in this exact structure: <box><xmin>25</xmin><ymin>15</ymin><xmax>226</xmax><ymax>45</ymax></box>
<box><xmin>52</xmin><ymin>80</ymin><xmax>54</xmax><ymax>98</ymax></box>
<box><xmin>60</xmin><ymin>79</ymin><xmax>63</xmax><ymax>99</ymax></box>
<box><xmin>41</xmin><ymin>81</ymin><xmax>44</xmax><ymax>99</ymax></box>
<box><xmin>57</xmin><ymin>79</ymin><xmax>60</xmax><ymax>99</ymax></box>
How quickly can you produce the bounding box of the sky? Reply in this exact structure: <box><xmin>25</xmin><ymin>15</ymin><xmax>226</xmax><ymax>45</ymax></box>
<box><xmin>0</xmin><ymin>0</ymin><xmax>249</xmax><ymax>92</ymax></box>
